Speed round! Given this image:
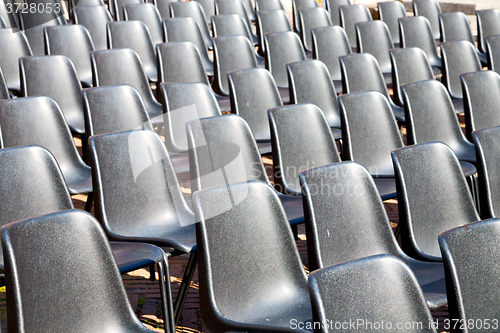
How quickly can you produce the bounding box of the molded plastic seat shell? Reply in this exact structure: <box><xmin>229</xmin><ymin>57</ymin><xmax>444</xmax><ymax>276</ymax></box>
<box><xmin>255</xmin><ymin>9</ymin><xmax>292</xmax><ymax>55</ymax></box>
<box><xmin>339</xmin><ymin>4</ymin><xmax>372</xmax><ymax>49</ymax></box>
<box><xmin>325</xmin><ymin>0</ymin><xmax>350</xmax><ymax>26</ymax></box>
<box><xmin>0</xmin><ymin>28</ymin><xmax>32</xmax><ymax>92</ymax></box>
<box><xmin>72</xmin><ymin>5</ymin><xmax>112</xmax><ymax>51</ymax></box>
<box><xmin>292</xmin><ymin>0</ymin><xmax>317</xmax><ymax>33</ymax></box>
<box><xmin>399</xmin><ymin>16</ymin><xmax>442</xmax><ymax>69</ymax></box>
<box><xmin>299</xmin><ymin>7</ymin><xmax>331</xmax><ymax>52</ymax></box>
<box><xmin>356</xmin><ymin>20</ymin><xmax>394</xmax><ymax>75</ymax></box>
<box><xmin>378</xmin><ymin>0</ymin><xmax>406</xmax><ymax>45</ymax></box>
<box><xmin>169</xmin><ymin>1</ymin><xmax>213</xmax><ymax>49</ymax></box>
<box><xmin>413</xmin><ymin>0</ymin><xmax>442</xmax><ymax>40</ymax></box>
<box><xmin>476</xmin><ymin>8</ymin><xmax>500</xmax><ymax>54</ymax></box>
<box><xmin>123</xmin><ymin>3</ymin><xmax>163</xmax><ymax>47</ymax></box>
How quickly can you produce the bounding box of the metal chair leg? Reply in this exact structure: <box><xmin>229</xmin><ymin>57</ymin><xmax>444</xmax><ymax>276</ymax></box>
<box><xmin>173</xmin><ymin>251</ymin><xmax>198</xmax><ymax>325</ymax></box>
<box><xmin>158</xmin><ymin>258</ymin><xmax>175</xmax><ymax>333</ymax></box>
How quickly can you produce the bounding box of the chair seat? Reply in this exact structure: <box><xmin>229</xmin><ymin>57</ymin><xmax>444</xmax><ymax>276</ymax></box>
<box><xmin>169</xmin><ymin>152</ymin><xmax>190</xmax><ymax>174</ymax></box>
<box><xmin>215</xmin><ymin>93</ymin><xmax>231</xmax><ymax>112</ymax></box>
<box><xmin>391</xmin><ymin>104</ymin><xmax>405</xmax><ymax>123</ymax></box>
<box><xmin>331</xmin><ymin>127</ymin><xmax>342</xmax><ymax>140</ymax></box>
<box><xmin>477</xmin><ymin>50</ymin><xmax>488</xmax><ymax>66</ymax></box>
<box><xmin>111</xmin><ymin>241</ymin><xmax>165</xmax><ymax>274</ymax></box>
<box><xmin>460</xmin><ymin>161</ymin><xmax>476</xmax><ymax>177</ymax></box>
<box><xmin>278</xmin><ymin>193</ymin><xmax>304</xmax><ymax>225</ymax></box>
<box><xmin>278</xmin><ymin>87</ymin><xmax>290</xmax><ymax>104</ymax></box>
<box><xmin>66</xmin><ymin>113</ymin><xmax>86</xmax><ymax>135</ymax></box>
<box><xmin>257</xmin><ymin>141</ymin><xmax>272</xmax><ymax>155</ymax></box>
<box><xmin>374</xmin><ymin>178</ymin><xmax>397</xmax><ymax>200</ymax></box>
<box><xmin>452</xmin><ymin>98</ymin><xmax>464</xmax><ymax>114</ymax></box>
<box><xmin>66</xmin><ymin>167</ymin><xmax>93</xmax><ymax>195</ymax></box>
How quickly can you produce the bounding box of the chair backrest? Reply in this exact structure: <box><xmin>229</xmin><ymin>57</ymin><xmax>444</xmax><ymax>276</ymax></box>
<box><xmin>0</xmin><ymin>0</ymin><xmax>20</xmax><ymax>29</ymax></box>
<box><xmin>20</xmin><ymin>55</ymin><xmax>85</xmax><ymax>134</ymax></box>
<box><xmin>390</xmin><ymin>47</ymin><xmax>434</xmax><ymax>106</ymax></box>
<box><xmin>186</xmin><ymin>114</ymin><xmax>270</xmax><ymax>193</ymax></box>
<box><xmin>339</xmin><ymin>4</ymin><xmax>372</xmax><ymax>48</ymax></box>
<box><xmin>72</xmin><ymin>5</ymin><xmax>112</xmax><ymax>51</ymax></box>
<box><xmin>160</xmin><ymin>82</ymin><xmax>222</xmax><ymax>153</ymax></box>
<box><xmin>214</xmin><ymin>0</ymin><xmax>253</xmax><ymax>36</ymax></box>
<box><xmin>378</xmin><ymin>0</ymin><xmax>406</xmax><ymax>45</ymax></box>
<box><xmin>107</xmin><ymin>21</ymin><xmax>157</xmax><ymax>83</ymax></box>
<box><xmin>399</xmin><ymin>16</ymin><xmax>441</xmax><ymax>67</ymax></box>
<box><xmin>312</xmin><ymin>25</ymin><xmax>351</xmax><ymax>81</ymax></box>
<box><xmin>309</xmin><ymin>254</ymin><xmax>436</xmax><ymax>333</ymax></box>
<box><xmin>44</xmin><ymin>24</ymin><xmax>95</xmax><ymax>88</ymax></box>
<box><xmin>228</xmin><ymin>67</ymin><xmax>282</xmax><ymax>142</ymax></box>
<box><xmin>264</xmin><ymin>31</ymin><xmax>306</xmax><ymax>88</ymax></box>
<box><xmin>156</xmin><ymin>41</ymin><xmax>210</xmax><ymax>85</ymax></box>
<box><xmin>240</xmin><ymin>0</ymin><xmax>255</xmax><ymax>22</ymax></box>
<box><xmin>299</xmin><ymin>7</ymin><xmax>331</xmax><ymax>52</ymax></box>
<box><xmin>461</xmin><ymin>71</ymin><xmax>500</xmax><ymax>139</ymax></box>
<box><xmin>212</xmin><ymin>35</ymin><xmax>258</xmax><ymax>96</ymax></box>
<box><xmin>72</xmin><ymin>0</ymin><xmax>105</xmax><ymax>7</ymax></box>
<box><xmin>269</xmin><ymin>103</ymin><xmax>341</xmax><ymax>195</ymax></box>
<box><xmin>339</xmin><ymin>91</ymin><xmax>403</xmax><ymax>177</ymax></box>
<box><xmin>123</xmin><ymin>3</ymin><xmax>163</xmax><ymax>46</ymax></box>
<box><xmin>413</xmin><ymin>0</ymin><xmax>442</xmax><ymax>40</ymax></box>
<box><xmin>439</xmin><ymin>11</ymin><xmax>474</xmax><ymax>44</ymax></box>
<box><xmin>190</xmin><ymin>0</ymin><xmax>214</xmax><ymax>24</ymax></box>
<box><xmin>111</xmin><ymin>0</ymin><xmax>142</xmax><ymax>21</ymax></box>
<box><xmin>169</xmin><ymin>1</ymin><xmax>213</xmax><ymax>50</ymax></box>
<box><xmin>292</xmin><ymin>0</ymin><xmax>317</xmax><ymax>33</ymax></box>
<box><xmin>193</xmin><ymin>180</ymin><xmax>310</xmax><ymax>332</ymax></box>
<box><xmin>0</xmin><ymin>28</ymin><xmax>32</xmax><ymax>92</ymax></box>
<box><xmin>255</xmin><ymin>0</ymin><xmax>284</xmax><ymax>12</ymax></box>
<box><xmin>19</xmin><ymin>11</ymin><xmax>64</xmax><ymax>56</ymax></box>
<box><xmin>255</xmin><ymin>9</ymin><xmax>292</xmax><ymax>55</ymax></box>
<box><xmin>287</xmin><ymin>59</ymin><xmax>340</xmax><ymax>128</ymax></box>
<box><xmin>0</xmin><ymin>67</ymin><xmax>9</xmax><ymax>100</ymax></box>
<box><xmin>340</xmin><ymin>52</ymin><xmax>390</xmax><ymax>98</ymax></box>
<box><xmin>486</xmin><ymin>35</ymin><xmax>500</xmax><ymax>74</ymax></box>
<box><xmin>83</xmin><ymin>84</ymin><xmax>153</xmax><ymax>137</ymax></box>
<box><xmin>211</xmin><ymin>13</ymin><xmax>252</xmax><ymax>40</ymax></box>
<box><xmin>356</xmin><ymin>20</ymin><xmax>394</xmax><ymax>73</ymax></box>
<box><xmin>392</xmin><ymin>141</ymin><xmax>479</xmax><ymax>261</ymax></box>
<box><xmin>2</xmin><ymin>210</ymin><xmax>152</xmax><ymax>333</ymax></box>
<box><xmin>440</xmin><ymin>40</ymin><xmax>482</xmax><ymax>99</ymax></box>
<box><xmin>472</xmin><ymin>126</ymin><xmax>500</xmax><ymax>219</ymax></box>
<box><xmin>476</xmin><ymin>9</ymin><xmax>500</xmax><ymax>53</ymax></box>
<box><xmin>325</xmin><ymin>0</ymin><xmax>350</xmax><ymax>25</ymax></box>
<box><xmin>89</xmin><ymin>130</ymin><xmax>194</xmax><ymax>240</ymax></box>
<box><xmin>439</xmin><ymin>218</ymin><xmax>500</xmax><ymax>329</ymax></box>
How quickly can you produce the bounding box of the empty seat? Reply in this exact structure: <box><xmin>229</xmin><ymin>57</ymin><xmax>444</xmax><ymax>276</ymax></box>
<box><xmin>339</xmin><ymin>4</ymin><xmax>372</xmax><ymax>49</ymax></box>
<box><xmin>72</xmin><ymin>4</ymin><xmax>112</xmax><ymax>51</ymax></box>
<box><xmin>169</xmin><ymin>1</ymin><xmax>213</xmax><ymax>49</ymax></box>
<box><xmin>123</xmin><ymin>3</ymin><xmax>163</xmax><ymax>47</ymax></box>
<box><xmin>378</xmin><ymin>0</ymin><xmax>406</xmax><ymax>46</ymax></box>
<box><xmin>476</xmin><ymin>8</ymin><xmax>500</xmax><ymax>54</ymax></box>
<box><xmin>0</xmin><ymin>28</ymin><xmax>32</xmax><ymax>93</ymax></box>
<box><xmin>255</xmin><ymin>0</ymin><xmax>284</xmax><ymax>12</ymax></box>
<box><xmin>298</xmin><ymin>7</ymin><xmax>331</xmax><ymax>52</ymax></box>
<box><xmin>214</xmin><ymin>0</ymin><xmax>257</xmax><ymax>44</ymax></box>
<box><xmin>255</xmin><ymin>9</ymin><xmax>292</xmax><ymax>55</ymax></box>
<box><xmin>19</xmin><ymin>8</ymin><xmax>65</xmax><ymax>56</ymax></box>
<box><xmin>190</xmin><ymin>0</ymin><xmax>214</xmax><ymax>24</ymax></box>
<box><xmin>110</xmin><ymin>0</ymin><xmax>142</xmax><ymax>21</ymax></box>
<box><xmin>356</xmin><ymin>20</ymin><xmax>394</xmax><ymax>78</ymax></box>
<box><xmin>292</xmin><ymin>0</ymin><xmax>317</xmax><ymax>33</ymax></box>
<box><xmin>413</xmin><ymin>0</ymin><xmax>442</xmax><ymax>40</ymax></box>
<box><xmin>486</xmin><ymin>34</ymin><xmax>500</xmax><ymax>74</ymax></box>
<box><xmin>211</xmin><ymin>13</ymin><xmax>253</xmax><ymax>40</ymax></box>
<box><xmin>325</xmin><ymin>0</ymin><xmax>350</xmax><ymax>26</ymax></box>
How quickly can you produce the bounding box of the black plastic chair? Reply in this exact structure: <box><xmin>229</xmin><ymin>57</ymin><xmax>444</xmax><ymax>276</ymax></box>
<box><xmin>292</xmin><ymin>0</ymin><xmax>317</xmax><ymax>33</ymax></box>
<box><xmin>264</xmin><ymin>31</ymin><xmax>306</xmax><ymax>89</ymax></box>
<box><xmin>240</xmin><ymin>0</ymin><xmax>255</xmax><ymax>22</ymax></box>
<box><xmin>211</xmin><ymin>13</ymin><xmax>254</xmax><ymax>41</ymax></box>
<box><xmin>356</xmin><ymin>20</ymin><xmax>394</xmax><ymax>80</ymax></box>
<box><xmin>472</xmin><ymin>126</ymin><xmax>500</xmax><ymax>220</ymax></box>
<box><xmin>300</xmin><ymin>162</ymin><xmax>446</xmax><ymax>309</ymax></box>
<box><xmin>44</xmin><ymin>24</ymin><xmax>95</xmax><ymax>88</ymax></box>
<box><xmin>392</xmin><ymin>141</ymin><xmax>480</xmax><ymax>262</ymax></box>
<box><xmin>169</xmin><ymin>1</ymin><xmax>213</xmax><ymax>49</ymax></box>
<box><xmin>212</xmin><ymin>35</ymin><xmax>259</xmax><ymax>96</ymax></box>
<box><xmin>339</xmin><ymin>4</ymin><xmax>372</xmax><ymax>50</ymax></box>
<box><xmin>255</xmin><ymin>9</ymin><xmax>292</xmax><ymax>56</ymax></box>
<box><xmin>378</xmin><ymin>0</ymin><xmax>406</xmax><ymax>46</ymax></box>
<box><xmin>0</xmin><ymin>28</ymin><xmax>32</xmax><ymax>93</ymax></box>
<box><xmin>413</xmin><ymin>0</ymin><xmax>441</xmax><ymax>40</ymax></box>
<box><xmin>214</xmin><ymin>0</ymin><xmax>258</xmax><ymax>45</ymax></box>
<box><xmin>311</xmin><ymin>25</ymin><xmax>351</xmax><ymax>91</ymax></box>
<box><xmin>390</xmin><ymin>47</ymin><xmax>435</xmax><ymax>107</ymax></box>
<box><xmin>0</xmin><ymin>0</ymin><xmax>20</xmax><ymax>29</ymax></box>
<box><xmin>193</xmin><ymin>181</ymin><xmax>312</xmax><ymax>332</ymax></box>
<box><xmin>162</xmin><ymin>17</ymin><xmax>214</xmax><ymax>76</ymax></box>
<box><xmin>124</xmin><ymin>3</ymin><xmax>163</xmax><ymax>47</ymax></box>
<box><xmin>486</xmin><ymin>34</ymin><xmax>500</xmax><ymax>75</ymax></box>
<box><xmin>309</xmin><ymin>254</ymin><xmax>438</xmax><ymax>333</ymax></box>
<box><xmin>72</xmin><ymin>4</ymin><xmax>112</xmax><ymax>51</ymax></box>
<box><xmin>439</xmin><ymin>218</ymin><xmax>500</xmax><ymax>333</ymax></box>
<box><xmin>19</xmin><ymin>10</ymin><xmax>65</xmax><ymax>56</ymax></box>
<box><xmin>268</xmin><ymin>103</ymin><xmax>341</xmax><ymax>196</ymax></box>
<box><xmin>325</xmin><ymin>0</ymin><xmax>350</xmax><ymax>26</ymax></box>
<box><xmin>89</xmin><ymin>129</ymin><xmax>197</xmax><ymax>324</ymax></box>
<box><xmin>399</xmin><ymin>16</ymin><xmax>442</xmax><ymax>70</ymax></box>
<box><xmin>2</xmin><ymin>209</ymin><xmax>170</xmax><ymax>333</ymax></box>
<box><xmin>340</xmin><ymin>53</ymin><xmax>405</xmax><ymax>123</ymax></box>
<box><xmin>462</xmin><ymin>71</ymin><xmax>500</xmax><ymax>140</ymax></box>
<box><xmin>476</xmin><ymin>8</ymin><xmax>500</xmax><ymax>54</ymax></box>
<box><xmin>298</xmin><ymin>7</ymin><xmax>331</xmax><ymax>52</ymax></box>
<box><xmin>19</xmin><ymin>55</ymin><xmax>86</xmax><ymax>136</ymax></box>
<box><xmin>110</xmin><ymin>0</ymin><xmax>142</xmax><ymax>21</ymax></box>
<box><xmin>107</xmin><ymin>21</ymin><xmax>158</xmax><ymax>83</ymax></box>
<box><xmin>255</xmin><ymin>0</ymin><xmax>284</xmax><ymax>12</ymax></box>
<box><xmin>91</xmin><ymin>48</ymin><xmax>163</xmax><ymax>124</ymax></box>
<box><xmin>286</xmin><ymin>59</ymin><xmax>341</xmax><ymax>139</ymax></box>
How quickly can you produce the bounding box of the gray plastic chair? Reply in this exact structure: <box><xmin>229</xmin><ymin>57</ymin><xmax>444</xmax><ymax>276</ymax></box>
<box><xmin>189</xmin><ymin>0</ymin><xmax>214</xmax><ymax>24</ymax></box>
<box><xmin>462</xmin><ymin>71</ymin><xmax>500</xmax><ymax>140</ymax></box>
<box><xmin>212</xmin><ymin>35</ymin><xmax>259</xmax><ymax>96</ymax></box>
<box><xmin>311</xmin><ymin>25</ymin><xmax>351</xmax><ymax>91</ymax></box>
<box><xmin>124</xmin><ymin>3</ymin><xmax>163</xmax><ymax>47</ymax></box>
<box><xmin>413</xmin><ymin>0</ymin><xmax>441</xmax><ymax>40</ymax></box>
<box><xmin>292</xmin><ymin>0</ymin><xmax>317</xmax><ymax>33</ymax></box>
<box><xmin>476</xmin><ymin>8</ymin><xmax>500</xmax><ymax>54</ymax></box>
<box><xmin>287</xmin><ymin>59</ymin><xmax>341</xmax><ymax>139</ymax></box>
<box><xmin>255</xmin><ymin>0</ymin><xmax>284</xmax><ymax>12</ymax></box>
<box><xmin>399</xmin><ymin>16</ymin><xmax>442</xmax><ymax>70</ymax></box>
<box><xmin>19</xmin><ymin>10</ymin><xmax>65</xmax><ymax>56</ymax></box>
<box><xmin>20</xmin><ymin>55</ymin><xmax>86</xmax><ymax>136</ymax></box>
<box><xmin>486</xmin><ymin>34</ymin><xmax>500</xmax><ymax>75</ymax></box>
<box><xmin>90</xmin><ymin>129</ymin><xmax>197</xmax><ymax>324</ymax></box>
<box><xmin>72</xmin><ymin>4</ymin><xmax>112</xmax><ymax>51</ymax></box>
<box><xmin>163</xmin><ymin>17</ymin><xmax>214</xmax><ymax>76</ymax></box>
<box><xmin>211</xmin><ymin>13</ymin><xmax>253</xmax><ymax>41</ymax></box>
<box><xmin>339</xmin><ymin>4</ymin><xmax>372</xmax><ymax>49</ymax></box>
<box><xmin>264</xmin><ymin>31</ymin><xmax>306</xmax><ymax>88</ymax></box>
<box><xmin>439</xmin><ymin>218</ymin><xmax>500</xmax><ymax>333</ymax></box>
<box><xmin>392</xmin><ymin>142</ymin><xmax>480</xmax><ymax>261</ymax></box>
<box><xmin>214</xmin><ymin>0</ymin><xmax>257</xmax><ymax>45</ymax></box>
<box><xmin>356</xmin><ymin>20</ymin><xmax>394</xmax><ymax>79</ymax></box>
<box><xmin>110</xmin><ymin>0</ymin><xmax>142</xmax><ymax>21</ymax></box>
<box><xmin>255</xmin><ymin>9</ymin><xmax>292</xmax><ymax>55</ymax></box>
<box><xmin>44</xmin><ymin>24</ymin><xmax>95</xmax><ymax>87</ymax></box>
<box><xmin>268</xmin><ymin>103</ymin><xmax>341</xmax><ymax>196</ymax></box>
<box><xmin>71</xmin><ymin>0</ymin><xmax>105</xmax><ymax>7</ymax></box>
<box><xmin>91</xmin><ymin>48</ymin><xmax>163</xmax><ymax>124</ymax></box>
<box><xmin>300</xmin><ymin>162</ymin><xmax>446</xmax><ymax>309</ymax></box>
<box><xmin>340</xmin><ymin>53</ymin><xmax>405</xmax><ymax>123</ymax></box>
<box><xmin>298</xmin><ymin>7</ymin><xmax>331</xmax><ymax>52</ymax></box>
<box><xmin>325</xmin><ymin>0</ymin><xmax>350</xmax><ymax>26</ymax></box>
<box><xmin>107</xmin><ymin>21</ymin><xmax>158</xmax><ymax>83</ymax></box>
<box><xmin>378</xmin><ymin>0</ymin><xmax>406</xmax><ymax>46</ymax></box>
<box><xmin>240</xmin><ymin>0</ymin><xmax>255</xmax><ymax>22</ymax></box>
<box><xmin>169</xmin><ymin>1</ymin><xmax>213</xmax><ymax>49</ymax></box>
<box><xmin>0</xmin><ymin>0</ymin><xmax>20</xmax><ymax>29</ymax></box>
<box><xmin>390</xmin><ymin>47</ymin><xmax>434</xmax><ymax>107</ymax></box>
<box><xmin>186</xmin><ymin>114</ymin><xmax>304</xmax><ymax>224</ymax></box>
<box><xmin>0</xmin><ymin>68</ymin><xmax>10</xmax><ymax>100</ymax></box>
<box><xmin>193</xmin><ymin>181</ymin><xmax>312</xmax><ymax>332</ymax></box>
<box><xmin>309</xmin><ymin>255</ymin><xmax>438</xmax><ymax>333</ymax></box>
<box><xmin>0</xmin><ymin>28</ymin><xmax>32</xmax><ymax>93</ymax></box>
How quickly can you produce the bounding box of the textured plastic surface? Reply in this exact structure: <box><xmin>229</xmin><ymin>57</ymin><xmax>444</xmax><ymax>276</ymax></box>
<box><xmin>299</xmin><ymin>7</ymin><xmax>331</xmax><ymax>52</ymax></box>
<box><xmin>292</xmin><ymin>0</ymin><xmax>317</xmax><ymax>33</ymax></box>
<box><xmin>399</xmin><ymin>16</ymin><xmax>441</xmax><ymax>68</ymax></box>
<box><xmin>255</xmin><ymin>9</ymin><xmax>292</xmax><ymax>55</ymax></box>
<box><xmin>214</xmin><ymin>0</ymin><xmax>257</xmax><ymax>44</ymax></box>
<box><xmin>392</xmin><ymin>142</ymin><xmax>480</xmax><ymax>261</ymax></box>
<box><xmin>0</xmin><ymin>68</ymin><xmax>10</xmax><ymax>100</ymax></box>
<box><xmin>169</xmin><ymin>1</ymin><xmax>213</xmax><ymax>49</ymax></box>
<box><xmin>110</xmin><ymin>0</ymin><xmax>141</xmax><ymax>20</ymax></box>
<box><xmin>325</xmin><ymin>0</ymin><xmax>350</xmax><ymax>26</ymax></box>
<box><xmin>413</xmin><ymin>0</ymin><xmax>442</xmax><ymax>40</ymax></box>
<box><xmin>124</xmin><ymin>3</ymin><xmax>163</xmax><ymax>46</ymax></box>
<box><xmin>255</xmin><ymin>0</ymin><xmax>284</xmax><ymax>12</ymax></box>
<box><xmin>189</xmin><ymin>0</ymin><xmax>213</xmax><ymax>25</ymax></box>
<box><xmin>19</xmin><ymin>12</ymin><xmax>63</xmax><ymax>56</ymax></box>
<box><xmin>476</xmin><ymin>9</ymin><xmax>500</xmax><ymax>53</ymax></box>
<box><xmin>309</xmin><ymin>255</ymin><xmax>438</xmax><ymax>333</ymax></box>
<box><xmin>486</xmin><ymin>34</ymin><xmax>500</xmax><ymax>74</ymax></box>
<box><xmin>212</xmin><ymin>13</ymin><xmax>253</xmax><ymax>40</ymax></box>
<box><xmin>311</xmin><ymin>25</ymin><xmax>350</xmax><ymax>84</ymax></box>
<box><xmin>193</xmin><ymin>181</ymin><xmax>312</xmax><ymax>332</ymax></box>
<box><xmin>356</xmin><ymin>20</ymin><xmax>394</xmax><ymax>74</ymax></box>
<box><xmin>339</xmin><ymin>4</ymin><xmax>372</xmax><ymax>49</ymax></box>
<box><xmin>0</xmin><ymin>29</ymin><xmax>32</xmax><ymax>92</ymax></box>
<box><xmin>378</xmin><ymin>0</ymin><xmax>406</xmax><ymax>45</ymax></box>
<box><xmin>72</xmin><ymin>5</ymin><xmax>112</xmax><ymax>51</ymax></box>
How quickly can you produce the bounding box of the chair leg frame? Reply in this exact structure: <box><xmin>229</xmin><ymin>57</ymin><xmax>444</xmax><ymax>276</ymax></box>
<box><xmin>158</xmin><ymin>256</ymin><xmax>176</xmax><ymax>333</ymax></box>
<box><xmin>84</xmin><ymin>192</ymin><xmax>93</xmax><ymax>212</ymax></box>
<box><xmin>173</xmin><ymin>250</ymin><xmax>198</xmax><ymax>325</ymax></box>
